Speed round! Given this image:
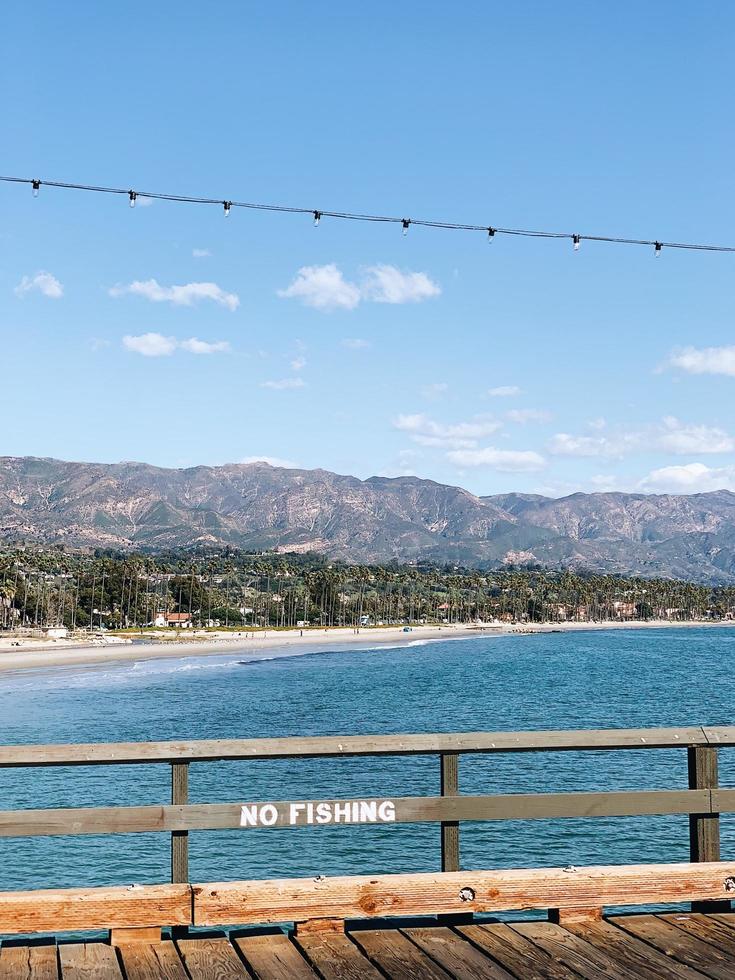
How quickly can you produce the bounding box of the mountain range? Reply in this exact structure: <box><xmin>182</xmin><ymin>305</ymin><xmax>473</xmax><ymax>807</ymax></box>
<box><xmin>2</xmin><ymin>456</ymin><xmax>735</xmax><ymax>582</ymax></box>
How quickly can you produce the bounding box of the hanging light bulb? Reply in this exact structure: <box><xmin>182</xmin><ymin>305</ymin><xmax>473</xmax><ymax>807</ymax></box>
<box><xmin>654</xmin><ymin>241</ymin><xmax>662</xmax><ymax>257</ymax></box>
<box><xmin>128</xmin><ymin>190</ymin><xmax>137</xmax><ymax>208</ymax></box>
<box><xmin>487</xmin><ymin>226</ymin><xmax>496</xmax><ymax>243</ymax></box>
<box><xmin>313</xmin><ymin>210</ymin><xmax>321</xmax><ymax>227</ymax></box>
<box><xmin>32</xmin><ymin>179</ymin><xmax>40</xmax><ymax>198</ymax></box>
<box><xmin>223</xmin><ymin>200</ymin><xmax>231</xmax><ymax>217</ymax></box>
<box><xmin>402</xmin><ymin>218</ymin><xmax>410</xmax><ymax>237</ymax></box>
<box><xmin>573</xmin><ymin>234</ymin><xmax>581</xmax><ymax>251</ymax></box>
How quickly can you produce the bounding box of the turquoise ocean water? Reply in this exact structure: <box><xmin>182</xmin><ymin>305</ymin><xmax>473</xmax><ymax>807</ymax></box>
<box><xmin>1</xmin><ymin>627</ymin><xmax>735</xmax><ymax>895</ymax></box>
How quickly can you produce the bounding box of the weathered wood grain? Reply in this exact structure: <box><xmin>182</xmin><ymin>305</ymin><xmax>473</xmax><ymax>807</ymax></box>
<box><xmin>351</xmin><ymin>928</ymin><xmax>453</xmax><ymax>979</ymax></box>
<box><xmin>116</xmin><ymin>942</ymin><xmax>188</xmax><ymax>980</ymax></box>
<box><xmin>193</xmin><ymin>862</ymin><xmax>735</xmax><ymax>925</ymax></box>
<box><xmin>0</xmin><ymin>883</ymin><xmax>191</xmax><ymax>935</ymax></box>
<box><xmin>0</xmin><ymin>945</ymin><xmax>58</xmax><ymax>980</ymax></box>
<box><xmin>233</xmin><ymin>934</ymin><xmax>318</xmax><ymax>979</ymax></box>
<box><xmin>513</xmin><ymin>921</ymin><xmax>639</xmax><ymax>979</ymax></box>
<box><xmin>568</xmin><ymin>920</ymin><xmax>709</xmax><ymax>980</ymax></box>
<box><xmin>0</xmin><ymin>725</ymin><xmax>713</xmax><ymax>768</ymax></box>
<box><xmin>457</xmin><ymin>923</ymin><xmax>580</xmax><ymax>980</ymax></box>
<box><xmin>659</xmin><ymin>913</ymin><xmax>735</xmax><ymax>955</ymax></box>
<box><xmin>440</xmin><ymin>752</ymin><xmax>460</xmax><ymax>873</ymax></box>
<box><xmin>614</xmin><ymin>914</ymin><xmax>733</xmax><ymax>979</ymax></box>
<box><xmin>0</xmin><ymin>789</ymin><xmax>714</xmax><ymax>838</ymax></box>
<box><xmin>403</xmin><ymin>926</ymin><xmax>515</xmax><ymax>979</ymax></box>
<box><xmin>58</xmin><ymin>943</ymin><xmax>122</xmax><ymax>979</ymax></box>
<box><xmin>295</xmin><ymin>932</ymin><xmax>384</xmax><ymax>979</ymax></box>
<box><xmin>176</xmin><ymin>938</ymin><xmax>249</xmax><ymax>978</ymax></box>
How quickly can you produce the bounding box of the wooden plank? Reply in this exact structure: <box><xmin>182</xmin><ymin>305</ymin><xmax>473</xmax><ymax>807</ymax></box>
<box><xmin>350</xmin><ymin>928</ymin><xmax>453</xmax><ymax>979</ymax></box>
<box><xmin>550</xmin><ymin>907</ymin><xmax>602</xmax><ymax>926</ymax></box>
<box><xmin>0</xmin><ymin>945</ymin><xmax>58</xmax><ymax>980</ymax></box>
<box><xmin>295</xmin><ymin>932</ymin><xmax>384</xmax><ymax>979</ymax></box>
<box><xmin>659</xmin><ymin>913</ymin><xmax>735</xmax><ymax>955</ymax></box>
<box><xmin>171</xmin><ymin>762</ymin><xmax>189</xmax><ymax>885</ymax></box>
<box><xmin>567</xmin><ymin>921</ymin><xmax>709</xmax><ymax>980</ymax></box>
<box><xmin>233</xmin><ymin>934</ymin><xmax>318</xmax><ymax>979</ymax></box>
<box><xmin>513</xmin><ymin>921</ymin><xmax>633</xmax><ymax>979</ymax></box>
<box><xmin>293</xmin><ymin>919</ymin><xmax>344</xmax><ymax>935</ymax></box>
<box><xmin>702</xmin><ymin>727</ymin><xmax>735</xmax><ymax>745</ymax></box>
<box><xmin>0</xmin><ymin>725</ymin><xmax>710</xmax><ymax>767</ymax></box>
<box><xmin>688</xmin><ymin>745</ymin><xmax>721</xmax><ymax>905</ymax></box>
<box><xmin>0</xmin><ymin>789</ymin><xmax>712</xmax><ymax>838</ymax></box>
<box><xmin>110</xmin><ymin>928</ymin><xmax>161</xmax><ymax>945</ymax></box>
<box><xmin>613</xmin><ymin>914</ymin><xmax>734</xmax><ymax>979</ymax></box>
<box><xmin>458</xmin><ymin>923</ymin><xmax>581</xmax><ymax>979</ymax></box>
<box><xmin>404</xmin><ymin>926</ymin><xmax>516</xmax><ymax>979</ymax></box>
<box><xmin>58</xmin><ymin>943</ymin><xmax>122</xmax><ymax>979</ymax></box>
<box><xmin>176</xmin><ymin>938</ymin><xmax>249</xmax><ymax>978</ymax></box>
<box><xmin>0</xmin><ymin>883</ymin><xmax>191</xmax><ymax>935</ymax></box>
<box><xmin>193</xmin><ymin>862</ymin><xmax>735</xmax><ymax>925</ymax></box>
<box><xmin>117</xmin><ymin>942</ymin><xmax>188</xmax><ymax>980</ymax></box>
<box><xmin>440</xmin><ymin>752</ymin><xmax>460</xmax><ymax>872</ymax></box>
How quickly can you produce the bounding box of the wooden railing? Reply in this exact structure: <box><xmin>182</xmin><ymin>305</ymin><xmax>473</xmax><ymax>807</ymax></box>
<box><xmin>2</xmin><ymin>724</ymin><xmax>735</xmax><ymax>887</ymax></box>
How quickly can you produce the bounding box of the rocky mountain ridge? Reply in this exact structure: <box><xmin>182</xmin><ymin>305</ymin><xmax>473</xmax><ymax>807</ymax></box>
<box><xmin>2</xmin><ymin>456</ymin><xmax>735</xmax><ymax>582</ymax></box>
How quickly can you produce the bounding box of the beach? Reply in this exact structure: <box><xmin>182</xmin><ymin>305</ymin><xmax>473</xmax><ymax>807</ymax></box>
<box><xmin>0</xmin><ymin>618</ymin><xmax>732</xmax><ymax>673</ymax></box>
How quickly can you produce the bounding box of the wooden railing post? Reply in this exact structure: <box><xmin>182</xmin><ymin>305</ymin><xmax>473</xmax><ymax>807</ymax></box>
<box><xmin>687</xmin><ymin>744</ymin><xmax>728</xmax><ymax>912</ymax></box>
<box><xmin>440</xmin><ymin>752</ymin><xmax>460</xmax><ymax>872</ymax></box>
<box><xmin>171</xmin><ymin>762</ymin><xmax>189</xmax><ymax>884</ymax></box>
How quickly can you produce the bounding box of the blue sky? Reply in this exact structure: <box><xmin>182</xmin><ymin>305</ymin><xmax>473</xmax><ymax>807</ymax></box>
<box><xmin>2</xmin><ymin>1</ymin><xmax>734</xmax><ymax>497</ymax></box>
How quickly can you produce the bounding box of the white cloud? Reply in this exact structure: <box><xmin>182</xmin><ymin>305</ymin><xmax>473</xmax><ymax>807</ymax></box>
<box><xmin>341</xmin><ymin>338</ymin><xmax>371</xmax><ymax>350</ymax></box>
<box><xmin>180</xmin><ymin>337</ymin><xmax>230</xmax><ymax>354</ymax></box>
<box><xmin>487</xmin><ymin>385</ymin><xmax>521</xmax><ymax>397</ymax></box>
<box><xmin>506</xmin><ymin>408</ymin><xmax>551</xmax><ymax>424</ymax></box>
<box><xmin>277</xmin><ymin>264</ymin><xmax>361</xmax><ymax>311</ymax></box>
<box><xmin>14</xmin><ymin>271</ymin><xmax>64</xmax><ymax>299</ymax></box>
<box><xmin>278</xmin><ymin>264</ymin><xmax>440</xmax><ymax>312</ymax></box>
<box><xmin>290</xmin><ymin>356</ymin><xmax>307</xmax><ymax>371</ymax></box>
<box><xmin>640</xmin><ymin>463</ymin><xmax>735</xmax><ymax>493</ymax></box>
<box><xmin>666</xmin><ymin>345</ymin><xmax>735</xmax><ymax>377</ymax></box>
<box><xmin>394</xmin><ymin>413</ymin><xmax>501</xmax><ymax>449</ymax></box>
<box><xmin>110</xmin><ymin>278</ymin><xmax>239</xmax><ymax>311</ymax></box>
<box><xmin>360</xmin><ymin>264</ymin><xmax>441</xmax><ymax>304</ymax></box>
<box><xmin>123</xmin><ymin>333</ymin><xmax>178</xmax><ymax>357</ymax></box>
<box><xmin>447</xmin><ymin>447</ymin><xmax>546</xmax><ymax>472</ymax></box>
<box><xmin>123</xmin><ymin>334</ymin><xmax>230</xmax><ymax>356</ymax></box>
<box><xmin>261</xmin><ymin>378</ymin><xmax>306</xmax><ymax>390</ymax></box>
<box><xmin>192</xmin><ymin>248</ymin><xmax>211</xmax><ymax>258</ymax></box>
<box><xmin>241</xmin><ymin>456</ymin><xmax>297</xmax><ymax>468</ymax></box>
<box><xmin>548</xmin><ymin>417</ymin><xmax>735</xmax><ymax>457</ymax></box>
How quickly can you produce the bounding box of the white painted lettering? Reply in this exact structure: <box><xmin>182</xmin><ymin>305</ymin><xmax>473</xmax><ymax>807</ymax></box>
<box><xmin>359</xmin><ymin>800</ymin><xmax>377</xmax><ymax>822</ymax></box>
<box><xmin>316</xmin><ymin>802</ymin><xmax>332</xmax><ymax>823</ymax></box>
<box><xmin>240</xmin><ymin>805</ymin><xmax>258</xmax><ymax>827</ymax></box>
<box><xmin>259</xmin><ymin>804</ymin><xmax>278</xmax><ymax>826</ymax></box>
<box><xmin>333</xmin><ymin>802</ymin><xmax>351</xmax><ymax>823</ymax></box>
<box><xmin>378</xmin><ymin>801</ymin><xmax>396</xmax><ymax>822</ymax></box>
<box><xmin>289</xmin><ymin>803</ymin><xmax>305</xmax><ymax>824</ymax></box>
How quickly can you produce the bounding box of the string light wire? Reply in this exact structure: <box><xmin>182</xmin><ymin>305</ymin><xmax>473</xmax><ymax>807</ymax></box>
<box><xmin>2</xmin><ymin>174</ymin><xmax>734</xmax><ymax>254</ymax></box>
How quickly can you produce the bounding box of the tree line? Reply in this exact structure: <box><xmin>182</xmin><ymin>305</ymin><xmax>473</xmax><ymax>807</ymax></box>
<box><xmin>1</xmin><ymin>546</ymin><xmax>734</xmax><ymax>631</ymax></box>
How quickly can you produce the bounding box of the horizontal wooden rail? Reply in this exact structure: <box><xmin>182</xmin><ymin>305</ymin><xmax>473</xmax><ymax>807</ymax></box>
<box><xmin>1</xmin><ymin>861</ymin><xmax>733</xmax><ymax>935</ymax></box>
<box><xmin>192</xmin><ymin>862</ymin><xmax>735</xmax><ymax>926</ymax></box>
<box><xmin>0</xmin><ymin>883</ymin><xmax>191</xmax><ymax>935</ymax></box>
<box><xmin>0</xmin><ymin>789</ymin><xmax>719</xmax><ymax>838</ymax></box>
<box><xmin>0</xmin><ymin>725</ymin><xmax>729</xmax><ymax>767</ymax></box>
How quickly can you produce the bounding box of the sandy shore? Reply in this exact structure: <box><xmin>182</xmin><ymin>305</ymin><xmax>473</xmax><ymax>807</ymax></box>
<box><xmin>0</xmin><ymin>618</ymin><xmax>732</xmax><ymax>674</ymax></box>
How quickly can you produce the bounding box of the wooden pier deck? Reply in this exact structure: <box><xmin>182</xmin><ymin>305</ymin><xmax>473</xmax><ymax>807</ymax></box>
<box><xmin>3</xmin><ymin>726</ymin><xmax>735</xmax><ymax>976</ymax></box>
<box><xmin>3</xmin><ymin>913</ymin><xmax>735</xmax><ymax>979</ymax></box>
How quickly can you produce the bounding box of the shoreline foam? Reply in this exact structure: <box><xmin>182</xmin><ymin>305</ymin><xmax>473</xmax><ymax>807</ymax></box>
<box><xmin>0</xmin><ymin>619</ymin><xmax>732</xmax><ymax>674</ymax></box>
